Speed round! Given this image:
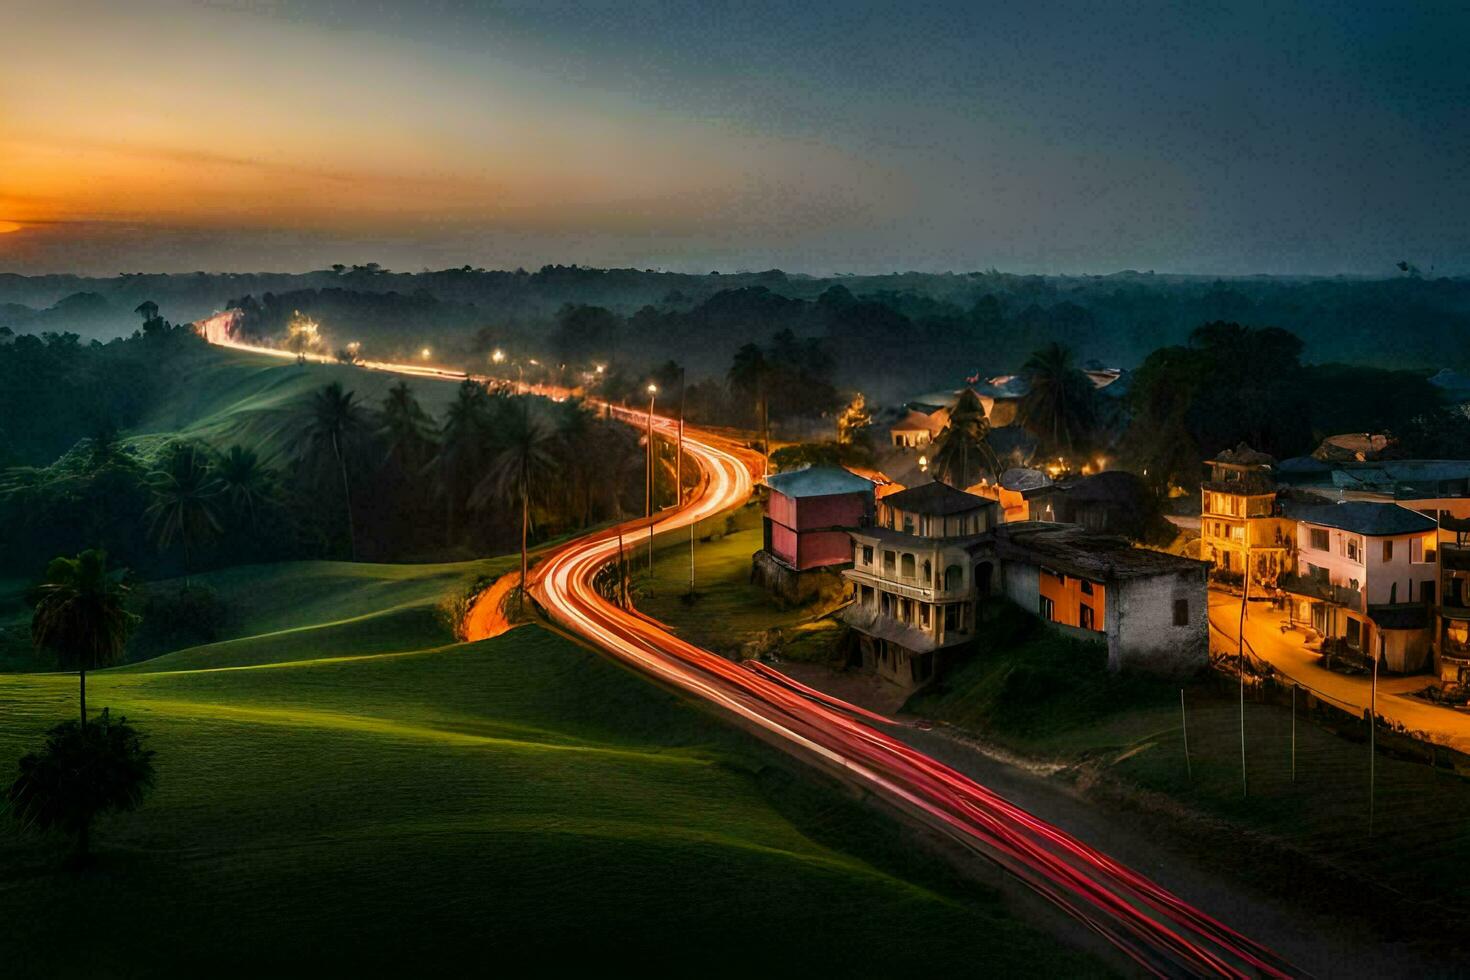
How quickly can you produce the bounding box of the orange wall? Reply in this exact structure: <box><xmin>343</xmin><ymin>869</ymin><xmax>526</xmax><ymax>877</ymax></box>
<box><xmin>1039</xmin><ymin>571</ymin><xmax>1106</xmax><ymax>631</ymax></box>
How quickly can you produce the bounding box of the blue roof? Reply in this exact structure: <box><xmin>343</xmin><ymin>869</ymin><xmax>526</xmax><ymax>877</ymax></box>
<box><xmin>1281</xmin><ymin>500</ymin><xmax>1437</xmax><ymax>536</ymax></box>
<box><xmin>764</xmin><ymin>465</ymin><xmax>874</xmax><ymax>499</ymax></box>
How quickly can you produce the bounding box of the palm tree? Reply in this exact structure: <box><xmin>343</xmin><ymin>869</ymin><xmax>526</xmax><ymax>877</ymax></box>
<box><xmin>146</xmin><ymin>443</ymin><xmax>223</xmax><ymax>584</ymax></box>
<box><xmin>1019</xmin><ymin>341</ymin><xmax>1095</xmax><ymax>455</ymax></box>
<box><xmin>379</xmin><ymin>381</ymin><xmax>435</xmax><ymax>474</ymax></box>
<box><xmin>471</xmin><ymin>399</ymin><xmax>558</xmax><ymax>616</ymax></box>
<box><xmin>213</xmin><ymin>444</ymin><xmax>274</xmax><ymax>530</ymax></box>
<box><xmin>931</xmin><ymin>389</ymin><xmax>1001</xmax><ymax>489</ymax></box>
<box><xmin>431</xmin><ymin>380</ymin><xmax>492</xmax><ymax>548</ymax></box>
<box><xmin>7</xmin><ymin>709</ymin><xmax>154</xmax><ymax>867</ymax></box>
<box><xmin>30</xmin><ymin>549</ymin><xmax>137</xmax><ymax>727</ymax></box>
<box><xmin>299</xmin><ymin>382</ymin><xmax>368</xmax><ymax>560</ymax></box>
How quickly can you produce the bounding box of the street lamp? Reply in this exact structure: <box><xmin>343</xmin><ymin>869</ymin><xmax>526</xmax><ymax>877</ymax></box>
<box><xmin>491</xmin><ymin>348</ymin><xmax>506</xmax><ymax>365</ymax></box>
<box><xmin>646</xmin><ymin>383</ymin><xmax>658</xmax><ymax>575</ymax></box>
<box><xmin>420</xmin><ymin>347</ymin><xmax>431</xmax><ymax>360</ymax></box>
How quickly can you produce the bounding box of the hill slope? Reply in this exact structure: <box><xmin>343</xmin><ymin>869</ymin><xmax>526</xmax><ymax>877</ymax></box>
<box><xmin>0</xmin><ymin>559</ymin><xmax>1103</xmax><ymax>977</ymax></box>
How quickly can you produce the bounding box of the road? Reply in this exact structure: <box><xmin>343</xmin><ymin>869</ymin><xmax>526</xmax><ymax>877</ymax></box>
<box><xmin>1208</xmin><ymin>592</ymin><xmax>1470</xmax><ymax>752</ymax></box>
<box><xmin>205</xmin><ymin>327</ymin><xmax>1295</xmax><ymax>977</ymax></box>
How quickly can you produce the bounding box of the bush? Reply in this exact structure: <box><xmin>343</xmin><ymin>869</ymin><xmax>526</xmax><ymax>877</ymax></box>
<box><xmin>7</xmin><ymin>709</ymin><xmax>155</xmax><ymax>866</ymax></box>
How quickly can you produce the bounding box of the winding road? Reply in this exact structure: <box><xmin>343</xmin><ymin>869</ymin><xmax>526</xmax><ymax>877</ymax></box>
<box><xmin>206</xmin><ymin>324</ymin><xmax>1297</xmax><ymax>977</ymax></box>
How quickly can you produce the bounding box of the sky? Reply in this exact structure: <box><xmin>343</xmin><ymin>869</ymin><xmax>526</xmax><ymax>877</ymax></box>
<box><xmin>2</xmin><ymin>0</ymin><xmax>1468</xmax><ymax>276</ymax></box>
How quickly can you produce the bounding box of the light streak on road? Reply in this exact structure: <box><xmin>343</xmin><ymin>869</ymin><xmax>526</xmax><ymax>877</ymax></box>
<box><xmin>204</xmin><ymin>322</ymin><xmax>1297</xmax><ymax>977</ymax></box>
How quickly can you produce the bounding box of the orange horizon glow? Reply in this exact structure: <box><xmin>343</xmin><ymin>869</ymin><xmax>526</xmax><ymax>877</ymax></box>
<box><xmin>0</xmin><ymin>222</ymin><xmax>21</xmax><ymax>235</ymax></box>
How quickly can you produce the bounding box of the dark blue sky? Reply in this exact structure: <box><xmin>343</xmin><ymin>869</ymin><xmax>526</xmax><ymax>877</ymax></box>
<box><xmin>4</xmin><ymin>0</ymin><xmax>1467</xmax><ymax>274</ymax></box>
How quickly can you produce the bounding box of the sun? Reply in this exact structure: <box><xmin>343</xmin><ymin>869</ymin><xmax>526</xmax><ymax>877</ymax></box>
<box><xmin>0</xmin><ymin>221</ymin><xmax>22</xmax><ymax>234</ymax></box>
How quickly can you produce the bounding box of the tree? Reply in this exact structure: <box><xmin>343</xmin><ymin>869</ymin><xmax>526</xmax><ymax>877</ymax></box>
<box><xmin>728</xmin><ymin>343</ymin><xmax>771</xmax><ymax>457</ymax></box>
<box><xmin>146</xmin><ymin>442</ymin><xmax>224</xmax><ymax>583</ymax></box>
<box><xmin>472</xmin><ymin>399</ymin><xmax>558</xmax><ymax>616</ymax></box>
<box><xmin>432</xmin><ymin>380</ymin><xmax>492</xmax><ymax>547</ymax></box>
<box><xmin>379</xmin><ymin>381</ymin><xmax>435</xmax><ymax>474</ymax></box>
<box><xmin>132</xmin><ymin>301</ymin><xmax>158</xmax><ymax>323</ymax></box>
<box><xmin>931</xmin><ymin>389</ymin><xmax>1001</xmax><ymax>489</ymax></box>
<box><xmin>1018</xmin><ymin>342</ymin><xmax>1095</xmax><ymax>455</ymax></box>
<box><xmin>213</xmin><ymin>444</ymin><xmax>275</xmax><ymax>529</ymax></box>
<box><xmin>30</xmin><ymin>549</ymin><xmax>136</xmax><ymax>727</ymax></box>
<box><xmin>7</xmin><ymin>709</ymin><xmax>154</xmax><ymax>867</ymax></box>
<box><xmin>299</xmin><ymin>382</ymin><xmax>368</xmax><ymax>560</ymax></box>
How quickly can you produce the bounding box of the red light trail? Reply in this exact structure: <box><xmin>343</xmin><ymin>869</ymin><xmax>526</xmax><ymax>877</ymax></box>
<box><xmin>205</xmin><ymin>324</ymin><xmax>1298</xmax><ymax>977</ymax></box>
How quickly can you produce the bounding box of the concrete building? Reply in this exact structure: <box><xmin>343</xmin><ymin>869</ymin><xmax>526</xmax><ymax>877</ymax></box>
<box><xmin>761</xmin><ymin>466</ymin><xmax>875</xmax><ymax>570</ymax></box>
<box><xmin>842</xmin><ymin>482</ymin><xmax>998</xmax><ymax>689</ymax></box>
<box><xmin>1279</xmin><ymin>500</ymin><xmax>1438</xmax><ymax>672</ymax></box>
<box><xmin>1200</xmin><ymin>444</ymin><xmax>1294</xmax><ymax>592</ymax></box>
<box><xmin>1437</xmin><ymin>518</ymin><xmax>1470</xmax><ymax>689</ymax></box>
<box><xmin>889</xmin><ymin>407</ymin><xmax>949</xmax><ymax>448</ymax></box>
<box><xmin>1024</xmin><ymin>470</ymin><xmax>1164</xmax><ymax>541</ymax></box>
<box><xmin>976</xmin><ymin>523</ymin><xmax>1210</xmax><ymax>674</ymax></box>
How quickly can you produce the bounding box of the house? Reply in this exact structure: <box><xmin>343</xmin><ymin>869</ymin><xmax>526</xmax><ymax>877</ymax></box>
<box><xmin>841</xmin><ymin>482</ymin><xmax>998</xmax><ymax>689</ymax></box>
<box><xmin>1436</xmin><ymin>515</ymin><xmax>1470</xmax><ymax>690</ymax></box>
<box><xmin>1199</xmin><ymin>444</ymin><xmax>1294</xmax><ymax>591</ymax></box>
<box><xmin>1279</xmin><ymin>500</ymin><xmax>1438</xmax><ymax>672</ymax></box>
<box><xmin>969</xmin><ymin>467</ymin><xmax>1050</xmax><ymax>522</ymax></box>
<box><xmin>1024</xmin><ymin>470</ymin><xmax>1164</xmax><ymax>541</ymax></box>
<box><xmin>753</xmin><ymin>465</ymin><xmax>875</xmax><ymax>604</ymax></box>
<box><xmin>889</xmin><ymin>407</ymin><xmax>949</xmax><ymax>448</ymax></box>
<box><xmin>975</xmin><ymin>522</ymin><xmax>1209</xmax><ymax>674</ymax></box>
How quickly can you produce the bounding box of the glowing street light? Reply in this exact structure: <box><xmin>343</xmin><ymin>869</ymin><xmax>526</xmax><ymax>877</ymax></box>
<box><xmin>420</xmin><ymin>347</ymin><xmax>432</xmax><ymax>360</ymax></box>
<box><xmin>491</xmin><ymin>348</ymin><xmax>506</xmax><ymax>364</ymax></box>
<box><xmin>918</xmin><ymin>454</ymin><xmax>928</xmax><ymax>472</ymax></box>
<box><xmin>595</xmin><ymin>364</ymin><xmax>605</xmax><ymax>374</ymax></box>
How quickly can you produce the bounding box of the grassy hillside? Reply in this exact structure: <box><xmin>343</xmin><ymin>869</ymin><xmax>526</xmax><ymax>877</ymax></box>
<box><xmin>0</xmin><ymin>559</ymin><xmax>1103</xmax><ymax>978</ymax></box>
<box><xmin>124</xmin><ymin>346</ymin><xmax>468</xmax><ymax>464</ymax></box>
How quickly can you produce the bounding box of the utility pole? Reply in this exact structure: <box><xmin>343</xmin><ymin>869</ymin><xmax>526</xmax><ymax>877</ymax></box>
<box><xmin>646</xmin><ymin>383</ymin><xmax>658</xmax><ymax>577</ymax></box>
<box><xmin>1370</xmin><ymin>651</ymin><xmax>1378</xmax><ymax>836</ymax></box>
<box><xmin>1238</xmin><ymin>543</ymin><xmax>1250</xmax><ymax>797</ymax></box>
<box><xmin>1180</xmin><ymin>688</ymin><xmax>1192</xmax><ymax>781</ymax></box>
<box><xmin>1291</xmin><ymin>685</ymin><xmax>1297</xmax><ymax>782</ymax></box>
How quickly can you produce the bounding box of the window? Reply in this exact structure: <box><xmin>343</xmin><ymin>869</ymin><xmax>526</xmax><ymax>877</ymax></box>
<box><xmin>1383</xmin><ymin>540</ymin><xmax>1393</xmax><ymax>562</ymax></box>
<box><xmin>1308</xmin><ymin>563</ymin><xmax>1329</xmax><ymax>584</ymax></box>
<box><xmin>883</xmin><ymin>550</ymin><xmax>896</xmax><ymax>573</ymax></box>
<box><xmin>1039</xmin><ymin>595</ymin><xmax>1056</xmax><ymax>621</ymax></box>
<box><xmin>944</xmin><ymin>603</ymin><xmax>962</xmax><ymax>630</ymax></box>
<box><xmin>903</xmin><ymin>515</ymin><xmax>915</xmax><ymax>535</ymax></box>
<box><xmin>1310</xmin><ymin>528</ymin><xmax>1329</xmax><ymax>551</ymax></box>
<box><xmin>944</xmin><ymin>565</ymin><xmax>964</xmax><ymax>591</ymax></box>
<box><xmin>1173</xmin><ymin>599</ymin><xmax>1189</xmax><ymax>626</ymax></box>
<box><xmin>1424</xmin><ymin>580</ymin><xmax>1436</xmax><ymax>605</ymax></box>
<box><xmin>1346</xmin><ymin>538</ymin><xmax>1361</xmax><ymax>563</ymax></box>
<box><xmin>1080</xmin><ymin>604</ymin><xmax>1095</xmax><ymax>630</ymax></box>
<box><xmin>861</xmin><ymin>545</ymin><xmax>873</xmax><ymax>565</ymax></box>
<box><xmin>901</xmin><ymin>554</ymin><xmax>916</xmax><ymax>578</ymax></box>
<box><xmin>920</xmin><ymin>603</ymin><xmax>931</xmax><ymax>628</ymax></box>
<box><xmin>1080</xmin><ymin>579</ymin><xmax>1094</xmax><ymax>595</ymax></box>
<box><xmin>922</xmin><ymin>559</ymin><xmax>932</xmax><ymax>583</ymax></box>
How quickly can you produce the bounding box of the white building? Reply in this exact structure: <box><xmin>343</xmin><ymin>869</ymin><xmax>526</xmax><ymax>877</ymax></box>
<box><xmin>1280</xmin><ymin>500</ymin><xmax>1438</xmax><ymax>672</ymax></box>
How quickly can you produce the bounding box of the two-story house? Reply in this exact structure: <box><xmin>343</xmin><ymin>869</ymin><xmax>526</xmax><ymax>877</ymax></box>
<box><xmin>1200</xmin><ymin>444</ymin><xmax>1293</xmax><ymax>591</ymax></box>
<box><xmin>1280</xmin><ymin>500</ymin><xmax>1438</xmax><ymax>672</ymax></box>
<box><xmin>1435</xmin><ymin>515</ymin><xmax>1470</xmax><ymax>690</ymax></box>
<box><xmin>842</xmin><ymin>482</ymin><xmax>998</xmax><ymax>689</ymax></box>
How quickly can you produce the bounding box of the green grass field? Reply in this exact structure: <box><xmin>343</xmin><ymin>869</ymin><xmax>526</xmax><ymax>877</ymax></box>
<box><xmin>637</xmin><ymin>518</ymin><xmax>845</xmax><ymax>662</ymax></box>
<box><xmin>0</xmin><ymin>559</ymin><xmax>1103</xmax><ymax>977</ymax></box>
<box><xmin>910</xmin><ymin>605</ymin><xmax>1470</xmax><ymax>920</ymax></box>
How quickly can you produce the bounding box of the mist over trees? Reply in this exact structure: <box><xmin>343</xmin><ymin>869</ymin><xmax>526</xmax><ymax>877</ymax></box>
<box><xmin>5</xmin><ymin>267</ymin><xmax>1470</xmax><ymax>405</ymax></box>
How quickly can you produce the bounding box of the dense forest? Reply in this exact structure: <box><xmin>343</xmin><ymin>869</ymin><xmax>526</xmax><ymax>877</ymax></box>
<box><xmin>3</xmin><ymin>266</ymin><xmax>1469</xmax><ymax>405</ymax></box>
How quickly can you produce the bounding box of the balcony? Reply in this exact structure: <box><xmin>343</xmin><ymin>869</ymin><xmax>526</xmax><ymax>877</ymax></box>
<box><xmin>1281</xmin><ymin>571</ymin><xmax>1362</xmax><ymax>611</ymax></box>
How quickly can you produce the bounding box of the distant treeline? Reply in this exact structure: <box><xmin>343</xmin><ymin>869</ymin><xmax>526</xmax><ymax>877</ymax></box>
<box><xmin>3</xmin><ymin>266</ymin><xmax>1470</xmax><ymax>401</ymax></box>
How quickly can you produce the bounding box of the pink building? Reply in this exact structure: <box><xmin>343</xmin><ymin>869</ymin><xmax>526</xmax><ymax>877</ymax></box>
<box><xmin>763</xmin><ymin>466</ymin><xmax>875</xmax><ymax>570</ymax></box>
